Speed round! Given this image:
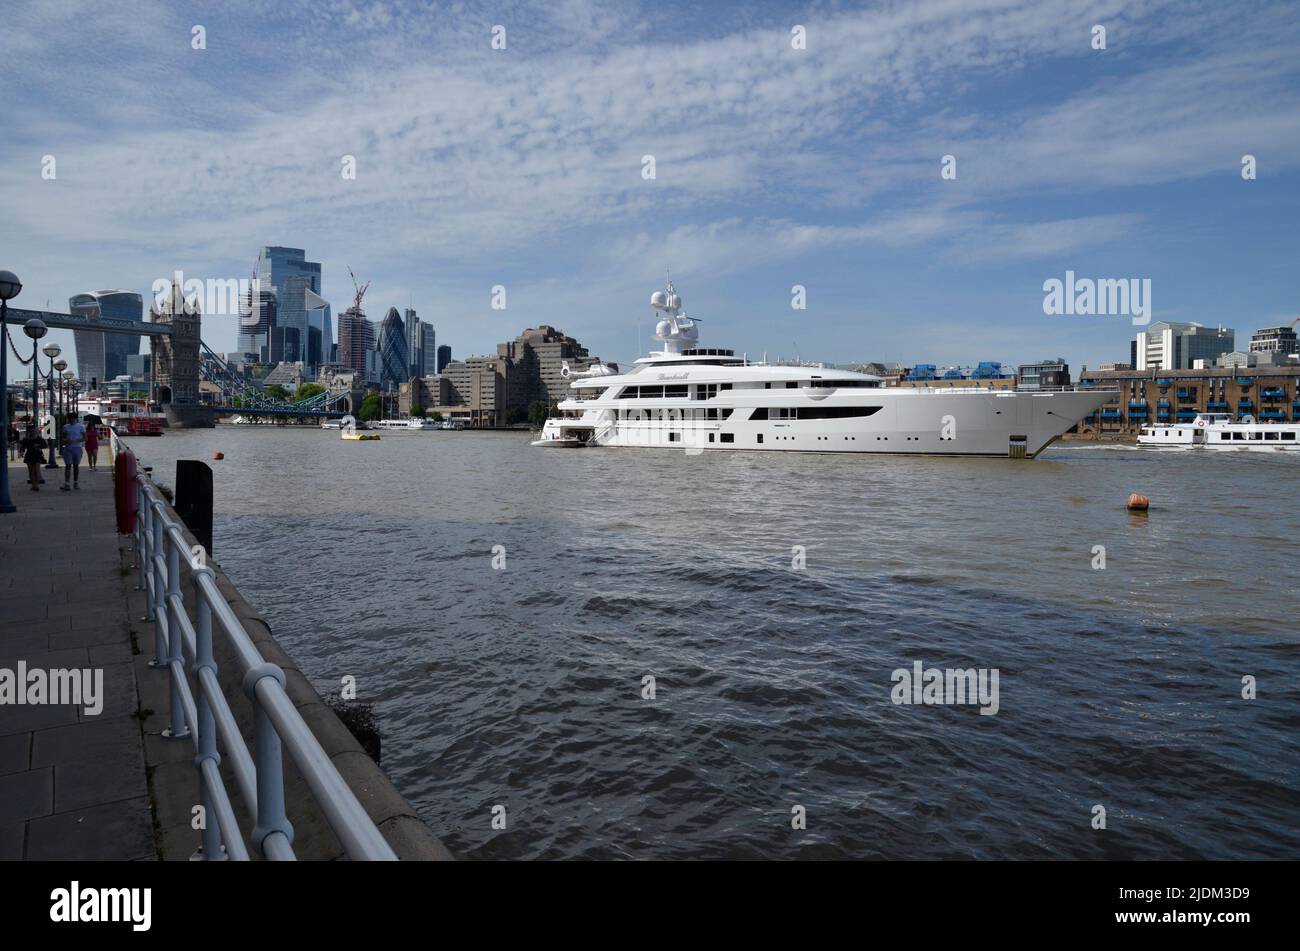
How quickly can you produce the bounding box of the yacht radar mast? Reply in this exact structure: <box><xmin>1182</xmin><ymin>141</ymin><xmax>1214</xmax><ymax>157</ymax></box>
<box><xmin>650</xmin><ymin>277</ymin><xmax>700</xmax><ymax>354</ymax></box>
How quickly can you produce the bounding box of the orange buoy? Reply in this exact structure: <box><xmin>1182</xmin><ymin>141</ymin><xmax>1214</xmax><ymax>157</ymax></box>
<box><xmin>1126</xmin><ymin>493</ymin><xmax>1149</xmax><ymax>511</ymax></box>
<box><xmin>213</xmin><ymin>451</ymin><xmax>224</xmax><ymax>460</ymax></box>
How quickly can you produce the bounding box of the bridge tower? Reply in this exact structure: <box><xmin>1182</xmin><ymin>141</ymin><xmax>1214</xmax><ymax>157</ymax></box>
<box><xmin>150</xmin><ymin>278</ymin><xmax>212</xmax><ymax>427</ymax></box>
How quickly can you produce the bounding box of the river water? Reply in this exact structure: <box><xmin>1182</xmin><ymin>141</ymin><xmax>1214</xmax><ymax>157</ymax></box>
<box><xmin>129</xmin><ymin>427</ymin><xmax>1300</xmax><ymax>859</ymax></box>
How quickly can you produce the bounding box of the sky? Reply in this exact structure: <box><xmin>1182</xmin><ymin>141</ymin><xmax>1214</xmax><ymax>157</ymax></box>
<box><xmin>1</xmin><ymin>0</ymin><xmax>1298</xmax><ymax>377</ymax></box>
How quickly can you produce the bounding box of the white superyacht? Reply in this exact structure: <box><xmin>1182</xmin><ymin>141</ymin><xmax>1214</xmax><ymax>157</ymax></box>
<box><xmin>534</xmin><ymin>282</ymin><xmax>1113</xmax><ymax>458</ymax></box>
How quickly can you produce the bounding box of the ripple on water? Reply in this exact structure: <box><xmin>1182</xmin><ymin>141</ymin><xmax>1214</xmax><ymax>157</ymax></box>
<box><xmin>131</xmin><ymin>430</ymin><xmax>1300</xmax><ymax>858</ymax></box>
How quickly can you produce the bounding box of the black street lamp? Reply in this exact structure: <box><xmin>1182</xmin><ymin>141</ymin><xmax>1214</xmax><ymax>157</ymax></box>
<box><xmin>42</xmin><ymin>342</ymin><xmax>61</xmax><ymax>468</ymax></box>
<box><xmin>22</xmin><ymin>317</ymin><xmax>47</xmax><ymax>487</ymax></box>
<box><xmin>0</xmin><ymin>269</ymin><xmax>24</xmax><ymax>514</ymax></box>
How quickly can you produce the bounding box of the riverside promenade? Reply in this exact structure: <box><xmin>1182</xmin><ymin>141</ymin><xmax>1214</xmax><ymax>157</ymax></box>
<box><xmin>1</xmin><ymin>450</ymin><xmax>451</xmax><ymax>861</ymax></box>
<box><xmin>0</xmin><ymin>456</ymin><xmax>153</xmax><ymax>860</ymax></box>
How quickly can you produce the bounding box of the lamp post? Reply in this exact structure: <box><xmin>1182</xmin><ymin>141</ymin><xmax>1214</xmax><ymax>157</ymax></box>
<box><xmin>61</xmin><ymin>371</ymin><xmax>75</xmax><ymax>429</ymax></box>
<box><xmin>54</xmin><ymin>360</ymin><xmax>69</xmax><ymax>430</ymax></box>
<box><xmin>67</xmin><ymin>377</ymin><xmax>81</xmax><ymax>426</ymax></box>
<box><xmin>42</xmin><ymin>343</ymin><xmax>61</xmax><ymax>468</ymax></box>
<box><xmin>22</xmin><ymin>317</ymin><xmax>47</xmax><ymax>489</ymax></box>
<box><xmin>0</xmin><ymin>269</ymin><xmax>24</xmax><ymax>514</ymax></box>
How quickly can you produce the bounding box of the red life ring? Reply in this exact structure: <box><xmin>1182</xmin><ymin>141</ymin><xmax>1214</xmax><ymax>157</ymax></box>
<box><xmin>114</xmin><ymin>448</ymin><xmax>138</xmax><ymax>534</ymax></box>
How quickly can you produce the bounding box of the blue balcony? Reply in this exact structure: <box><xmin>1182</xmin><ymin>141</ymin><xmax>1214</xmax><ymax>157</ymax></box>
<box><xmin>1128</xmin><ymin>409</ymin><xmax>1148</xmax><ymax>418</ymax></box>
<box><xmin>1100</xmin><ymin>409</ymin><xmax>1122</xmax><ymax>419</ymax></box>
<box><xmin>1234</xmin><ymin>377</ymin><xmax>1254</xmax><ymax>386</ymax></box>
<box><xmin>1128</xmin><ymin>400</ymin><xmax>1147</xmax><ymax>408</ymax></box>
<box><xmin>1206</xmin><ymin>400</ymin><xmax>1230</xmax><ymax>410</ymax></box>
<box><xmin>1259</xmin><ymin>410</ymin><xmax>1287</xmax><ymax>420</ymax></box>
<box><xmin>1157</xmin><ymin>398</ymin><xmax>1171</xmax><ymax>407</ymax></box>
<box><xmin>1238</xmin><ymin>399</ymin><xmax>1254</xmax><ymax>408</ymax></box>
<box><xmin>1176</xmin><ymin>409</ymin><xmax>1199</xmax><ymax>419</ymax></box>
<box><xmin>1261</xmin><ymin>388</ymin><xmax>1287</xmax><ymax>401</ymax></box>
<box><xmin>1156</xmin><ymin>378</ymin><xmax>1174</xmax><ymax>386</ymax></box>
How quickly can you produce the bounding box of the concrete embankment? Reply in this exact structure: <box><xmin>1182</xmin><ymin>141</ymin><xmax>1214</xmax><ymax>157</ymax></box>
<box><xmin>3</xmin><ymin>451</ymin><xmax>451</xmax><ymax>860</ymax></box>
<box><xmin>127</xmin><ymin>479</ymin><xmax>453</xmax><ymax>861</ymax></box>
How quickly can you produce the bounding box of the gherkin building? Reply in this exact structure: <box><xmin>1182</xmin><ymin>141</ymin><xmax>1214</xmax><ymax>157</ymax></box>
<box><xmin>378</xmin><ymin>307</ymin><xmax>410</xmax><ymax>391</ymax></box>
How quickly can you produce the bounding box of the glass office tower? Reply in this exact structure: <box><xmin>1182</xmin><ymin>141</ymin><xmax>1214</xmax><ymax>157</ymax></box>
<box><xmin>256</xmin><ymin>246</ymin><xmax>321</xmax><ymax>365</ymax></box>
<box><xmin>69</xmin><ymin>290</ymin><xmax>145</xmax><ymax>388</ymax></box>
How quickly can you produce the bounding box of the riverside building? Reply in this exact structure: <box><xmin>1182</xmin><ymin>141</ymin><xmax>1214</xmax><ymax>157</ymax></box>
<box><xmin>1076</xmin><ymin>365</ymin><xmax>1300</xmax><ymax>435</ymax></box>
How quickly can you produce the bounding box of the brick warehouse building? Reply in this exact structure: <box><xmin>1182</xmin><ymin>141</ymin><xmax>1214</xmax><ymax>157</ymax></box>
<box><xmin>1075</xmin><ymin>365</ymin><xmax>1300</xmax><ymax>435</ymax></box>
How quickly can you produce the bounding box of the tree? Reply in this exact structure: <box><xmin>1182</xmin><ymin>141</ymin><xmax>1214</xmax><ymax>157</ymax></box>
<box><xmin>263</xmin><ymin>384</ymin><xmax>289</xmax><ymax>401</ymax></box>
<box><xmin>429</xmin><ymin>411</ymin><xmax>444</xmax><ymax>422</ymax></box>
<box><xmin>410</xmin><ymin>403</ymin><xmax>426</xmax><ymax>418</ymax></box>
<box><xmin>527</xmin><ymin>400</ymin><xmax>550</xmax><ymax>427</ymax></box>
<box><xmin>360</xmin><ymin>393</ymin><xmax>383</xmax><ymax>421</ymax></box>
<box><xmin>295</xmin><ymin>382</ymin><xmax>326</xmax><ymax>401</ymax></box>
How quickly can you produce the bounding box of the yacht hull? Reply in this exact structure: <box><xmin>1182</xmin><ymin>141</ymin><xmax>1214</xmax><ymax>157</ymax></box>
<box><xmin>545</xmin><ymin>389</ymin><xmax>1110</xmax><ymax>458</ymax></box>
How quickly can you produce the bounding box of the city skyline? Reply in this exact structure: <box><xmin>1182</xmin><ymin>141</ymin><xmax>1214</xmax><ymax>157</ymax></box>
<box><xmin>3</xmin><ymin>0</ymin><xmax>1299</xmax><ymax>378</ymax></box>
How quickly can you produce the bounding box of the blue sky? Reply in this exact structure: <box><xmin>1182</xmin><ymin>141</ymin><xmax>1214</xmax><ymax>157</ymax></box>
<box><xmin>2</xmin><ymin>0</ymin><xmax>1298</xmax><ymax>375</ymax></box>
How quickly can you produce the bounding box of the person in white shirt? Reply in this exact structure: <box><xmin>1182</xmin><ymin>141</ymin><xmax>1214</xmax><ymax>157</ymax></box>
<box><xmin>60</xmin><ymin>414</ymin><xmax>86</xmax><ymax>491</ymax></box>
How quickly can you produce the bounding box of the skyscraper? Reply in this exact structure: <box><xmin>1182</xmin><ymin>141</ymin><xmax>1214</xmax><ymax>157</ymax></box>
<box><xmin>68</xmin><ymin>291</ymin><xmax>144</xmax><ymax>387</ymax></box>
<box><xmin>405</xmin><ymin>307</ymin><xmax>421</xmax><ymax>377</ymax></box>
<box><xmin>237</xmin><ymin>280</ymin><xmax>277</xmax><ymax>358</ymax></box>
<box><xmin>304</xmin><ymin>288</ymin><xmax>332</xmax><ymax>369</ymax></box>
<box><xmin>436</xmin><ymin>344</ymin><xmax>451</xmax><ymax>373</ymax></box>
<box><xmin>378</xmin><ymin>307</ymin><xmax>409</xmax><ymax>391</ymax></box>
<box><xmin>256</xmin><ymin>247</ymin><xmax>321</xmax><ymax>364</ymax></box>
<box><xmin>419</xmin><ymin>321</ymin><xmax>435</xmax><ymax>376</ymax></box>
<box><xmin>337</xmin><ymin>306</ymin><xmax>374</xmax><ymax>372</ymax></box>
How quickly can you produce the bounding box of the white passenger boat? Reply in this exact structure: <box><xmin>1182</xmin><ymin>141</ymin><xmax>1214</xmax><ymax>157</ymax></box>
<box><xmin>1137</xmin><ymin>413</ymin><xmax>1300</xmax><ymax>450</ymax></box>
<box><xmin>533</xmin><ymin>281</ymin><xmax>1113</xmax><ymax>458</ymax></box>
<box><xmin>373</xmin><ymin>418</ymin><xmax>437</xmax><ymax>431</ymax></box>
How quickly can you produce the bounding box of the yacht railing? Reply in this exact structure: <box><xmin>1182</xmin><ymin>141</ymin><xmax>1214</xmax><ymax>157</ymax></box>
<box><xmin>113</xmin><ymin>432</ymin><xmax>397</xmax><ymax>861</ymax></box>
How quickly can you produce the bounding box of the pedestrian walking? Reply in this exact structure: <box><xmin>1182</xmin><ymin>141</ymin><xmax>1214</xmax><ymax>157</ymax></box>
<box><xmin>20</xmin><ymin>422</ymin><xmax>47</xmax><ymax>491</ymax></box>
<box><xmin>60</xmin><ymin>412</ymin><xmax>86</xmax><ymax>491</ymax></box>
<box><xmin>84</xmin><ymin>416</ymin><xmax>100</xmax><ymax>470</ymax></box>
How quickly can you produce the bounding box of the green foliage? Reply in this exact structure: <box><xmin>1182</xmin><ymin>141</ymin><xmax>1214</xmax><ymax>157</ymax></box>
<box><xmin>294</xmin><ymin>382</ymin><xmax>326</xmax><ymax>401</ymax></box>
<box><xmin>429</xmin><ymin>411</ymin><xmax>444</xmax><ymax>422</ymax></box>
<box><xmin>360</xmin><ymin>393</ymin><xmax>383</xmax><ymax>421</ymax></box>
<box><xmin>410</xmin><ymin>403</ymin><xmax>426</xmax><ymax>417</ymax></box>
<box><xmin>262</xmin><ymin>384</ymin><xmax>290</xmax><ymax>401</ymax></box>
<box><xmin>527</xmin><ymin>400</ymin><xmax>550</xmax><ymax>427</ymax></box>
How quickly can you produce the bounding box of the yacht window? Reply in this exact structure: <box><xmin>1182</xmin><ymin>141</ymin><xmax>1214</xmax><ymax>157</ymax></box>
<box><xmin>1220</xmin><ymin>433</ymin><xmax>1230</xmax><ymax>440</ymax></box>
<box><xmin>750</xmin><ymin>408</ymin><xmax>769</xmax><ymax>420</ymax></box>
<box><xmin>786</xmin><ymin>382</ymin><xmax>798</xmax><ymax>389</ymax></box>
<box><xmin>641</xmin><ymin>386</ymin><xmax>664</xmax><ymax>399</ymax></box>
<box><xmin>720</xmin><ymin>432</ymin><xmax>734</xmax><ymax>443</ymax></box>
<box><xmin>668</xmin><ymin>432</ymin><xmax>680</xmax><ymax>442</ymax></box>
<box><xmin>721</xmin><ymin>383</ymin><xmax>732</xmax><ymax>390</ymax></box>
<box><xmin>664</xmin><ymin>385</ymin><xmax>688</xmax><ymax>398</ymax></box>
<box><xmin>1251</xmin><ymin>432</ymin><xmax>1263</xmax><ymax>440</ymax></box>
<box><xmin>708</xmin><ymin>433</ymin><xmax>715</xmax><ymax>443</ymax></box>
<box><xmin>1283</xmin><ymin>432</ymin><xmax>1296</xmax><ymax>440</ymax></box>
<box><xmin>706</xmin><ymin>408</ymin><xmax>719</xmax><ymax>420</ymax></box>
<box><xmin>1265</xmin><ymin>432</ymin><xmax>1279</xmax><ymax>440</ymax></box>
<box><xmin>757</xmin><ymin>433</ymin><xmax>764</xmax><ymax>444</ymax></box>
<box><xmin>1233</xmin><ymin>432</ymin><xmax>1245</xmax><ymax>440</ymax></box>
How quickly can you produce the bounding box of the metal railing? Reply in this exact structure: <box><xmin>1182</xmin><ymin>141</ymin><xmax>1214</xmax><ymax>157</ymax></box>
<box><xmin>114</xmin><ymin>433</ymin><xmax>396</xmax><ymax>861</ymax></box>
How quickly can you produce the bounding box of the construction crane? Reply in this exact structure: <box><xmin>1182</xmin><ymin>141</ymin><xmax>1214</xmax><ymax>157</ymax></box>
<box><xmin>348</xmin><ymin>266</ymin><xmax>370</xmax><ymax>319</ymax></box>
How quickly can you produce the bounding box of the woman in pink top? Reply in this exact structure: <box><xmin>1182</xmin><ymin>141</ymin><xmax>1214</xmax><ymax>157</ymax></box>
<box><xmin>84</xmin><ymin>417</ymin><xmax>100</xmax><ymax>470</ymax></box>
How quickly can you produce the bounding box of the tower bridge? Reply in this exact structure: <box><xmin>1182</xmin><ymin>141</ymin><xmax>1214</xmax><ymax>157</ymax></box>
<box><xmin>2</xmin><ymin>281</ymin><xmax>357</xmax><ymax>424</ymax></box>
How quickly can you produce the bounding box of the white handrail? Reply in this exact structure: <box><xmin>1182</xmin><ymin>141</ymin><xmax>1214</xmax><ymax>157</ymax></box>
<box><xmin>113</xmin><ymin>431</ymin><xmax>396</xmax><ymax>861</ymax></box>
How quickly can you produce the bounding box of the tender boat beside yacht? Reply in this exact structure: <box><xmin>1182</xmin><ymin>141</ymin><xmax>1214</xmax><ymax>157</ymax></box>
<box><xmin>1137</xmin><ymin>413</ymin><xmax>1300</xmax><ymax>450</ymax></box>
<box><xmin>533</xmin><ymin>281</ymin><xmax>1114</xmax><ymax>458</ymax></box>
